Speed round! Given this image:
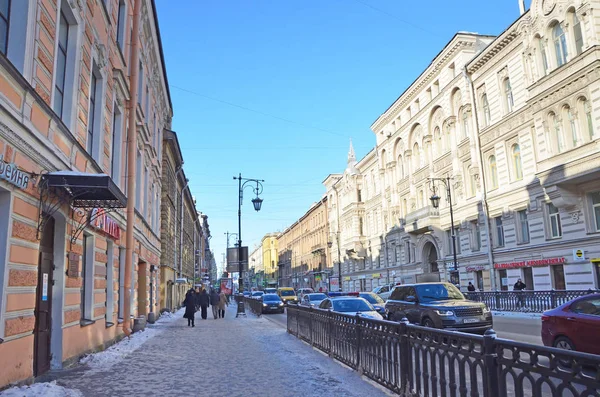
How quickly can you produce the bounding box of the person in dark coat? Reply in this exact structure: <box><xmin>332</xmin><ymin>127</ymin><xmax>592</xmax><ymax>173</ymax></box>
<box><xmin>198</xmin><ymin>289</ymin><xmax>210</xmax><ymax>320</ymax></box>
<box><xmin>210</xmin><ymin>289</ymin><xmax>220</xmax><ymax>319</ymax></box>
<box><xmin>467</xmin><ymin>282</ymin><xmax>476</xmax><ymax>292</ymax></box>
<box><xmin>194</xmin><ymin>287</ymin><xmax>201</xmax><ymax>311</ymax></box>
<box><xmin>513</xmin><ymin>278</ymin><xmax>527</xmax><ymax>308</ymax></box>
<box><xmin>183</xmin><ymin>289</ymin><xmax>196</xmax><ymax>327</ymax></box>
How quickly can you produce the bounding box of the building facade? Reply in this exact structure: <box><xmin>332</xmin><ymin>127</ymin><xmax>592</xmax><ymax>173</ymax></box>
<box><xmin>262</xmin><ymin>233</ymin><xmax>279</xmax><ymax>286</ymax></box>
<box><xmin>327</xmin><ymin>0</ymin><xmax>600</xmax><ymax>292</ymax></box>
<box><xmin>0</xmin><ymin>0</ymin><xmax>171</xmax><ymax>388</ymax></box>
<box><xmin>277</xmin><ymin>198</ymin><xmax>330</xmax><ymax>290</ymax></box>
<box><xmin>248</xmin><ymin>244</ymin><xmax>263</xmax><ymax>289</ymax></box>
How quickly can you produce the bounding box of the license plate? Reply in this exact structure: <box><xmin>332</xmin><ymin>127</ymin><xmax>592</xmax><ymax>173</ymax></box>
<box><xmin>463</xmin><ymin>318</ymin><xmax>478</xmax><ymax>324</ymax></box>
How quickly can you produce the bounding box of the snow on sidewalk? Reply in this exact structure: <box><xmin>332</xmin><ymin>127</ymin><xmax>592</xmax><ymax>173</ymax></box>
<box><xmin>0</xmin><ymin>309</ymin><xmax>183</xmax><ymax>397</ymax></box>
<box><xmin>492</xmin><ymin>310</ymin><xmax>542</xmax><ymax>319</ymax></box>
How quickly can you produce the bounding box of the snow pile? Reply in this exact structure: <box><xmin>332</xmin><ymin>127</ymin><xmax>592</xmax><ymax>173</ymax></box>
<box><xmin>492</xmin><ymin>311</ymin><xmax>542</xmax><ymax>319</ymax></box>
<box><xmin>80</xmin><ymin>308</ymin><xmax>183</xmax><ymax>371</ymax></box>
<box><xmin>0</xmin><ymin>381</ymin><xmax>82</xmax><ymax>397</ymax></box>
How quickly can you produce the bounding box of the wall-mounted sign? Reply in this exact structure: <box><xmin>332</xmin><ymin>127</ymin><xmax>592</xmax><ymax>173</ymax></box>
<box><xmin>67</xmin><ymin>252</ymin><xmax>80</xmax><ymax>278</ymax></box>
<box><xmin>466</xmin><ymin>265</ymin><xmax>486</xmax><ymax>272</ymax></box>
<box><xmin>90</xmin><ymin>208</ymin><xmax>121</xmax><ymax>240</ymax></box>
<box><xmin>494</xmin><ymin>257</ymin><xmax>566</xmax><ymax>269</ymax></box>
<box><xmin>573</xmin><ymin>249</ymin><xmax>586</xmax><ymax>262</ymax></box>
<box><xmin>343</xmin><ymin>276</ymin><xmax>351</xmax><ymax>281</ymax></box>
<box><xmin>372</xmin><ymin>273</ymin><xmax>382</xmax><ymax>279</ymax></box>
<box><xmin>42</xmin><ymin>273</ymin><xmax>48</xmax><ymax>301</ymax></box>
<box><xmin>0</xmin><ymin>155</ymin><xmax>29</xmax><ymax>189</ymax></box>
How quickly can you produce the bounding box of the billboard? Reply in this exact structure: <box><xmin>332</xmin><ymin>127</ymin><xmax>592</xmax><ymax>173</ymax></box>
<box><xmin>329</xmin><ymin>277</ymin><xmax>339</xmax><ymax>292</ymax></box>
<box><xmin>226</xmin><ymin>246</ymin><xmax>248</xmax><ymax>273</ymax></box>
<box><xmin>220</xmin><ymin>278</ymin><xmax>233</xmax><ymax>295</ymax></box>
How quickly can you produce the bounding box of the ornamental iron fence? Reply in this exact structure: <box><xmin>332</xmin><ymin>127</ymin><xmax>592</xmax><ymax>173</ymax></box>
<box><xmin>243</xmin><ymin>296</ymin><xmax>264</xmax><ymax>316</ymax></box>
<box><xmin>286</xmin><ymin>305</ymin><xmax>600</xmax><ymax>397</ymax></box>
<box><xmin>464</xmin><ymin>290</ymin><xmax>599</xmax><ymax>313</ymax></box>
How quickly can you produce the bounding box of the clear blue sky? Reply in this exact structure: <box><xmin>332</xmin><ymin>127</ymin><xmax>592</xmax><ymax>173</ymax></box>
<box><xmin>154</xmin><ymin>0</ymin><xmax>530</xmax><ymax>271</ymax></box>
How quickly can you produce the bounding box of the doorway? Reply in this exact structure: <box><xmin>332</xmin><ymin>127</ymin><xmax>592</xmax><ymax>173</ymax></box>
<box><xmin>552</xmin><ymin>265</ymin><xmax>566</xmax><ymax>290</ymax></box>
<box><xmin>137</xmin><ymin>261</ymin><xmax>147</xmax><ymax>316</ymax></box>
<box><xmin>423</xmin><ymin>241</ymin><xmax>439</xmax><ymax>273</ymax></box>
<box><xmin>523</xmin><ymin>267</ymin><xmax>534</xmax><ymax>291</ymax></box>
<box><xmin>34</xmin><ymin>217</ymin><xmax>54</xmax><ymax>377</ymax></box>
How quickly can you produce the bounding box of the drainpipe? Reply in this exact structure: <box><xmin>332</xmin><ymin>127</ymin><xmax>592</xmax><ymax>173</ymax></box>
<box><xmin>123</xmin><ymin>0</ymin><xmax>142</xmax><ymax>337</ymax></box>
<box><xmin>179</xmin><ymin>179</ymin><xmax>189</xmax><ymax>280</ymax></box>
<box><xmin>465</xmin><ymin>66</ymin><xmax>496</xmax><ymax>291</ymax></box>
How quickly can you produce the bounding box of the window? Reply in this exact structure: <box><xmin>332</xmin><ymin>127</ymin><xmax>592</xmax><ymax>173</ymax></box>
<box><xmin>518</xmin><ymin>209</ymin><xmax>530</xmax><ymax>244</ymax></box>
<box><xmin>553</xmin><ymin>24</ymin><xmax>568</xmax><ymax>66</ymax></box>
<box><xmin>143</xmin><ymin>166</ymin><xmax>149</xmax><ymax>216</ymax></box>
<box><xmin>0</xmin><ymin>0</ymin><xmax>9</xmax><ymax>54</ymax></box>
<box><xmin>495</xmin><ymin>216</ymin><xmax>504</xmax><ymax>247</ymax></box>
<box><xmin>552</xmin><ymin>264</ymin><xmax>566</xmax><ymax>290</ymax></box>
<box><xmin>434</xmin><ymin>127</ymin><xmax>441</xmax><ymax>155</ymax></box>
<box><xmin>488</xmin><ymin>155</ymin><xmax>498</xmax><ymax>189</ymax></box>
<box><xmin>106</xmin><ymin>241</ymin><xmax>114</xmax><ymax>324</ymax></box>
<box><xmin>87</xmin><ymin>65</ymin><xmax>103</xmax><ymax>158</ymax></box>
<box><xmin>471</xmin><ymin>221</ymin><xmax>481</xmax><ymax>251</ymax></box>
<box><xmin>118</xmin><ymin>248</ymin><xmax>125</xmax><ymax>319</ymax></box>
<box><xmin>135</xmin><ymin>150</ymin><xmax>142</xmax><ymax>209</ymax></box>
<box><xmin>412</xmin><ymin>143</ymin><xmax>420</xmax><ymax>170</ymax></box>
<box><xmin>539</xmin><ymin>37</ymin><xmax>549</xmax><ymax>76</ymax></box>
<box><xmin>405</xmin><ymin>241</ymin><xmax>411</xmax><ymax>263</ymax></box>
<box><xmin>81</xmin><ymin>234</ymin><xmax>94</xmax><ymax>321</ymax></box>
<box><xmin>137</xmin><ymin>61</ymin><xmax>143</xmax><ymax>105</ymax></box>
<box><xmin>111</xmin><ymin>105</ymin><xmax>123</xmax><ymax>183</ymax></box>
<box><xmin>548</xmin><ymin>203</ymin><xmax>562</xmax><ymax>238</ymax></box>
<box><xmin>54</xmin><ymin>10</ymin><xmax>70</xmax><ymax>119</ymax></box>
<box><xmin>566</xmin><ymin>106</ymin><xmax>578</xmax><ymax>147</ymax></box>
<box><xmin>446</xmin><ymin>229</ymin><xmax>460</xmax><ymax>255</ymax></box>
<box><xmin>397</xmin><ymin>155</ymin><xmax>404</xmax><ymax>179</ymax></box>
<box><xmin>359</xmin><ymin>217</ymin><xmax>363</xmax><ymax>236</ymax></box>
<box><xmin>116</xmin><ymin>0</ymin><xmax>126</xmax><ymax>52</ymax></box>
<box><xmin>504</xmin><ymin>78</ymin><xmax>514</xmax><ymax>113</ymax></box>
<box><xmin>475</xmin><ymin>270</ymin><xmax>484</xmax><ymax>290</ymax></box>
<box><xmin>573</xmin><ymin>14</ymin><xmax>584</xmax><ymax>55</ymax></box>
<box><xmin>482</xmin><ymin>94</ymin><xmax>491</xmax><ymax>126</ymax></box>
<box><xmin>591</xmin><ymin>192</ymin><xmax>600</xmax><ymax>232</ymax></box>
<box><xmin>551</xmin><ymin>112</ymin><xmax>564</xmax><ymax>153</ymax></box>
<box><xmin>511</xmin><ymin>144</ymin><xmax>523</xmax><ymax>180</ymax></box>
<box><xmin>571</xmin><ymin>298</ymin><xmax>600</xmax><ymax>316</ymax></box>
<box><xmin>144</xmin><ymin>86</ymin><xmax>149</xmax><ymax>119</ymax></box>
<box><xmin>469</xmin><ymin>172</ymin><xmax>477</xmax><ymax>197</ymax></box>
<box><xmin>583</xmin><ymin>99</ymin><xmax>594</xmax><ymax>140</ymax></box>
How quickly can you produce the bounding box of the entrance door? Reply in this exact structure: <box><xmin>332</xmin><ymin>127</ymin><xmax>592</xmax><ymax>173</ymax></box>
<box><xmin>137</xmin><ymin>262</ymin><xmax>147</xmax><ymax>316</ymax></box>
<box><xmin>552</xmin><ymin>265</ymin><xmax>566</xmax><ymax>290</ymax></box>
<box><xmin>34</xmin><ymin>217</ymin><xmax>54</xmax><ymax>376</ymax></box>
<box><xmin>523</xmin><ymin>267</ymin><xmax>534</xmax><ymax>290</ymax></box>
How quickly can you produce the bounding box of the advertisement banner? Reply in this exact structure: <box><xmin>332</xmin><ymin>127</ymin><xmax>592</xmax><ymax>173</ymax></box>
<box><xmin>220</xmin><ymin>278</ymin><xmax>233</xmax><ymax>295</ymax></box>
<box><xmin>329</xmin><ymin>277</ymin><xmax>339</xmax><ymax>292</ymax></box>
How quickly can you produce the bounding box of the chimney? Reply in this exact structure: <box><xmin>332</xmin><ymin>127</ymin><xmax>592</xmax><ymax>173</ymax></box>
<box><xmin>518</xmin><ymin>0</ymin><xmax>526</xmax><ymax>15</ymax></box>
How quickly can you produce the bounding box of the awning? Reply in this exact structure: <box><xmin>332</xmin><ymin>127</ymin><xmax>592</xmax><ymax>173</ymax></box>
<box><xmin>44</xmin><ymin>171</ymin><xmax>126</xmax><ymax>208</ymax></box>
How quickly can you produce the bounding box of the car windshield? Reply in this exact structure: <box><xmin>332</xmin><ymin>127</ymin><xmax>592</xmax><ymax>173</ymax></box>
<box><xmin>309</xmin><ymin>293</ymin><xmax>327</xmax><ymax>301</ymax></box>
<box><xmin>263</xmin><ymin>295</ymin><xmax>281</xmax><ymax>302</ymax></box>
<box><xmin>416</xmin><ymin>284</ymin><xmax>465</xmax><ymax>302</ymax></box>
<box><xmin>252</xmin><ymin>292</ymin><xmax>263</xmax><ymax>296</ymax></box>
<box><xmin>332</xmin><ymin>299</ymin><xmax>374</xmax><ymax>312</ymax></box>
<box><xmin>280</xmin><ymin>290</ymin><xmax>295</xmax><ymax>296</ymax></box>
<box><xmin>265</xmin><ymin>289</ymin><xmax>277</xmax><ymax>294</ymax></box>
<box><xmin>360</xmin><ymin>293</ymin><xmax>384</xmax><ymax>304</ymax></box>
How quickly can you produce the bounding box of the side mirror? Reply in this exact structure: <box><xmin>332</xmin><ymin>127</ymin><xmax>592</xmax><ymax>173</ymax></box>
<box><xmin>406</xmin><ymin>295</ymin><xmax>417</xmax><ymax>303</ymax></box>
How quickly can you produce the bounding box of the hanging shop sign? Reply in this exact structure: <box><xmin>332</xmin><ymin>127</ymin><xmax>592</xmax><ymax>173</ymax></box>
<box><xmin>572</xmin><ymin>249</ymin><xmax>586</xmax><ymax>262</ymax></box>
<box><xmin>494</xmin><ymin>257</ymin><xmax>566</xmax><ymax>269</ymax></box>
<box><xmin>466</xmin><ymin>265</ymin><xmax>486</xmax><ymax>272</ymax></box>
<box><xmin>0</xmin><ymin>155</ymin><xmax>30</xmax><ymax>189</ymax></box>
<box><xmin>90</xmin><ymin>208</ymin><xmax>121</xmax><ymax>240</ymax></box>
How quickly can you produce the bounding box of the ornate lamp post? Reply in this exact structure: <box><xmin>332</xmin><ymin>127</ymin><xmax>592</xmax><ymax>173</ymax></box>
<box><xmin>327</xmin><ymin>231</ymin><xmax>342</xmax><ymax>292</ymax></box>
<box><xmin>233</xmin><ymin>173</ymin><xmax>264</xmax><ymax>295</ymax></box>
<box><xmin>428</xmin><ymin>176</ymin><xmax>459</xmax><ymax>285</ymax></box>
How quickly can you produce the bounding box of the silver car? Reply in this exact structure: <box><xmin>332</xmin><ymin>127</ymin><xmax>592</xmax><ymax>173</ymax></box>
<box><xmin>318</xmin><ymin>297</ymin><xmax>383</xmax><ymax>320</ymax></box>
<box><xmin>301</xmin><ymin>293</ymin><xmax>328</xmax><ymax>308</ymax></box>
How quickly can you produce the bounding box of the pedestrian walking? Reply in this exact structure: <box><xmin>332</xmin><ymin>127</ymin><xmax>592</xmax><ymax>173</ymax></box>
<box><xmin>467</xmin><ymin>282</ymin><xmax>476</xmax><ymax>292</ymax></box>
<box><xmin>198</xmin><ymin>288</ymin><xmax>210</xmax><ymax>320</ymax></box>
<box><xmin>210</xmin><ymin>289</ymin><xmax>220</xmax><ymax>319</ymax></box>
<box><xmin>183</xmin><ymin>289</ymin><xmax>196</xmax><ymax>327</ymax></box>
<box><xmin>513</xmin><ymin>278</ymin><xmax>527</xmax><ymax>308</ymax></box>
<box><xmin>194</xmin><ymin>287</ymin><xmax>201</xmax><ymax>312</ymax></box>
<box><xmin>218</xmin><ymin>289</ymin><xmax>229</xmax><ymax>319</ymax></box>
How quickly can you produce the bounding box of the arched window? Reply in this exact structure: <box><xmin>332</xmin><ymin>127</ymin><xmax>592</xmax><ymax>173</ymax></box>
<box><xmin>397</xmin><ymin>155</ymin><xmax>404</xmax><ymax>179</ymax></box>
<box><xmin>551</xmin><ymin>112</ymin><xmax>564</xmax><ymax>153</ymax></box>
<box><xmin>504</xmin><ymin>78</ymin><xmax>514</xmax><ymax>113</ymax></box>
<box><xmin>573</xmin><ymin>13</ymin><xmax>584</xmax><ymax>55</ymax></box>
<box><xmin>462</xmin><ymin>110</ymin><xmax>470</xmax><ymax>139</ymax></box>
<box><xmin>444</xmin><ymin>125</ymin><xmax>451</xmax><ymax>152</ymax></box>
<box><xmin>578</xmin><ymin>98</ymin><xmax>595</xmax><ymax>140</ymax></box>
<box><xmin>482</xmin><ymin>94</ymin><xmax>491</xmax><ymax>126</ymax></box>
<box><xmin>412</xmin><ymin>143</ymin><xmax>420</xmax><ymax>170</ymax></box>
<box><xmin>538</xmin><ymin>36</ymin><xmax>549</xmax><ymax>76</ymax></box>
<box><xmin>553</xmin><ymin>23</ymin><xmax>568</xmax><ymax>66</ymax></box>
<box><xmin>565</xmin><ymin>106</ymin><xmax>578</xmax><ymax>147</ymax></box>
<box><xmin>511</xmin><ymin>144</ymin><xmax>523</xmax><ymax>181</ymax></box>
<box><xmin>423</xmin><ymin>141</ymin><xmax>431</xmax><ymax>165</ymax></box>
<box><xmin>488</xmin><ymin>155</ymin><xmax>498</xmax><ymax>189</ymax></box>
<box><xmin>434</xmin><ymin>127</ymin><xmax>441</xmax><ymax>156</ymax></box>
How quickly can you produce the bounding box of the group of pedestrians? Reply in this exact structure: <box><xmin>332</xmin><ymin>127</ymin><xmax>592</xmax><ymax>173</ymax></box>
<box><xmin>183</xmin><ymin>287</ymin><xmax>229</xmax><ymax>327</ymax></box>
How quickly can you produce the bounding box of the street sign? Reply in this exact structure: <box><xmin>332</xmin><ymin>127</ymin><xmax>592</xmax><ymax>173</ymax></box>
<box><xmin>226</xmin><ymin>247</ymin><xmax>248</xmax><ymax>273</ymax></box>
<box><xmin>573</xmin><ymin>249</ymin><xmax>586</xmax><ymax>262</ymax></box>
<box><xmin>329</xmin><ymin>277</ymin><xmax>339</xmax><ymax>292</ymax></box>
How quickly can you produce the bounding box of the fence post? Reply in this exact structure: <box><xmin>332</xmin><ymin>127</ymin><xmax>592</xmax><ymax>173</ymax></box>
<box><xmin>309</xmin><ymin>307</ymin><xmax>314</xmax><ymax>346</ymax></box>
<box><xmin>355</xmin><ymin>315</ymin><xmax>362</xmax><ymax>374</ymax></box>
<box><xmin>495</xmin><ymin>291</ymin><xmax>500</xmax><ymax>311</ymax></box>
<box><xmin>551</xmin><ymin>289</ymin><xmax>556</xmax><ymax>309</ymax></box>
<box><xmin>328</xmin><ymin>311</ymin><xmax>333</xmax><ymax>357</ymax></box>
<box><xmin>483</xmin><ymin>329</ymin><xmax>500</xmax><ymax>397</ymax></box>
<box><xmin>399</xmin><ymin>317</ymin><xmax>410</xmax><ymax>395</ymax></box>
<box><xmin>296</xmin><ymin>306</ymin><xmax>300</xmax><ymax>336</ymax></box>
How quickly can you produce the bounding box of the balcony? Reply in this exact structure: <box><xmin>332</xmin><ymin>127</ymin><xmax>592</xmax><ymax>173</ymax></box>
<box><xmin>404</xmin><ymin>206</ymin><xmax>439</xmax><ymax>234</ymax></box>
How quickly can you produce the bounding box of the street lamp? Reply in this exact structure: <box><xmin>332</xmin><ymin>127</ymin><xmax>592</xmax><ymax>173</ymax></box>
<box><xmin>428</xmin><ymin>176</ymin><xmax>459</xmax><ymax>285</ymax></box>
<box><xmin>327</xmin><ymin>231</ymin><xmax>342</xmax><ymax>292</ymax></box>
<box><xmin>233</xmin><ymin>173</ymin><xmax>264</xmax><ymax>296</ymax></box>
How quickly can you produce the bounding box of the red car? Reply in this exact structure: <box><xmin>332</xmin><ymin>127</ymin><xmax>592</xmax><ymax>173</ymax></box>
<box><xmin>541</xmin><ymin>294</ymin><xmax>600</xmax><ymax>354</ymax></box>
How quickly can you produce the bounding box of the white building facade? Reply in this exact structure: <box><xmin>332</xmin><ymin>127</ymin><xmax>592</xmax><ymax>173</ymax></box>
<box><xmin>326</xmin><ymin>0</ymin><xmax>600</xmax><ymax>292</ymax></box>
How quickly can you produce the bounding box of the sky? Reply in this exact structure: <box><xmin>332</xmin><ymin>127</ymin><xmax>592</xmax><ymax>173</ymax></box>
<box><xmin>154</xmin><ymin>0</ymin><xmax>531</xmax><ymax>272</ymax></box>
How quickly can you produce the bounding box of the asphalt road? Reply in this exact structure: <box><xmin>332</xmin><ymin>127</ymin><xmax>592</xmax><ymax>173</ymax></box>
<box><xmin>262</xmin><ymin>310</ymin><xmax>543</xmax><ymax>345</ymax></box>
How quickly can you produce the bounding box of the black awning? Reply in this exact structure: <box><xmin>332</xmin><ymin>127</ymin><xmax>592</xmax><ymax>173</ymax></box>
<box><xmin>44</xmin><ymin>171</ymin><xmax>127</xmax><ymax>209</ymax></box>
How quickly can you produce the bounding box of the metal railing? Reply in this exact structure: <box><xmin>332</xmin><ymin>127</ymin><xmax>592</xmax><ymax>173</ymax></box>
<box><xmin>243</xmin><ymin>296</ymin><xmax>263</xmax><ymax>316</ymax></box>
<box><xmin>286</xmin><ymin>305</ymin><xmax>600</xmax><ymax>397</ymax></box>
<box><xmin>464</xmin><ymin>289</ymin><xmax>599</xmax><ymax>313</ymax></box>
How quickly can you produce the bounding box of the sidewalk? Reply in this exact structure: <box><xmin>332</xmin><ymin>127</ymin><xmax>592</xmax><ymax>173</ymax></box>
<box><xmin>28</xmin><ymin>305</ymin><xmax>390</xmax><ymax>397</ymax></box>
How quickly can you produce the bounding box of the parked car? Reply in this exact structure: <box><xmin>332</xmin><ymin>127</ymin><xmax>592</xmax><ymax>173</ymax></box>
<box><xmin>375</xmin><ymin>283</ymin><xmax>398</xmax><ymax>301</ymax></box>
<box><xmin>264</xmin><ymin>288</ymin><xmax>278</xmax><ymax>294</ymax></box>
<box><xmin>277</xmin><ymin>287</ymin><xmax>299</xmax><ymax>305</ymax></box>
<box><xmin>251</xmin><ymin>291</ymin><xmax>264</xmax><ymax>300</ymax></box>
<box><xmin>242</xmin><ymin>291</ymin><xmax>251</xmax><ymax>298</ymax></box>
<box><xmin>301</xmin><ymin>293</ymin><xmax>328</xmax><ymax>308</ymax></box>
<box><xmin>297</xmin><ymin>288</ymin><xmax>314</xmax><ymax>302</ymax></box>
<box><xmin>318</xmin><ymin>297</ymin><xmax>383</xmax><ymax>320</ymax></box>
<box><xmin>541</xmin><ymin>293</ymin><xmax>600</xmax><ymax>354</ymax></box>
<box><xmin>385</xmin><ymin>282</ymin><xmax>492</xmax><ymax>333</ymax></box>
<box><xmin>359</xmin><ymin>292</ymin><xmax>386</xmax><ymax>316</ymax></box>
<box><xmin>261</xmin><ymin>294</ymin><xmax>285</xmax><ymax>314</ymax></box>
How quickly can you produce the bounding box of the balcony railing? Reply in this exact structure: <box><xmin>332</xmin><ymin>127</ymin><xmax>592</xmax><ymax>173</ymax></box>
<box><xmin>404</xmin><ymin>205</ymin><xmax>439</xmax><ymax>226</ymax></box>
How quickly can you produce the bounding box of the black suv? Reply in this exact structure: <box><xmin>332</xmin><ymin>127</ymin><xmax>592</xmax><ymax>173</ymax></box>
<box><xmin>385</xmin><ymin>282</ymin><xmax>492</xmax><ymax>333</ymax></box>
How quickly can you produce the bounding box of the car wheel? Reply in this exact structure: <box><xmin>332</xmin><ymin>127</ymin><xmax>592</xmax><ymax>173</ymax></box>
<box><xmin>422</xmin><ymin>318</ymin><xmax>435</xmax><ymax>328</ymax></box>
<box><xmin>553</xmin><ymin>336</ymin><xmax>575</xmax><ymax>351</ymax></box>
